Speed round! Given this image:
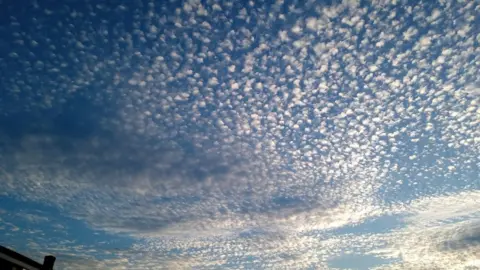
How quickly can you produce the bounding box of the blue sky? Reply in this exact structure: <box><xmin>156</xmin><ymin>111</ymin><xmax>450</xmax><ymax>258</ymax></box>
<box><xmin>0</xmin><ymin>0</ymin><xmax>479</xmax><ymax>269</ymax></box>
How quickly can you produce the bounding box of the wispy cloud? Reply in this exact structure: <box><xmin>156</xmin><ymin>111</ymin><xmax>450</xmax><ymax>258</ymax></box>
<box><xmin>369</xmin><ymin>191</ymin><xmax>480</xmax><ymax>270</ymax></box>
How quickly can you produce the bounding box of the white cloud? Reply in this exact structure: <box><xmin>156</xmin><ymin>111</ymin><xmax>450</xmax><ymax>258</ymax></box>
<box><xmin>368</xmin><ymin>191</ymin><xmax>480</xmax><ymax>269</ymax></box>
<box><xmin>2</xmin><ymin>0</ymin><xmax>479</xmax><ymax>268</ymax></box>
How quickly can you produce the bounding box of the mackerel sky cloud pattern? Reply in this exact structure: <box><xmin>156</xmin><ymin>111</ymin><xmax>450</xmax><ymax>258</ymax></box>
<box><xmin>0</xmin><ymin>0</ymin><xmax>479</xmax><ymax>269</ymax></box>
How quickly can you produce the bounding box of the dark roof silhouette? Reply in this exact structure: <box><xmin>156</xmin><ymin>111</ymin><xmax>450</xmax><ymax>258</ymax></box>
<box><xmin>0</xmin><ymin>245</ymin><xmax>55</xmax><ymax>270</ymax></box>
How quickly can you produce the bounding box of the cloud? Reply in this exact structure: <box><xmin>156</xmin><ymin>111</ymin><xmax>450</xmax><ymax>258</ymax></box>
<box><xmin>0</xmin><ymin>0</ymin><xmax>479</xmax><ymax>268</ymax></box>
<box><xmin>367</xmin><ymin>191</ymin><xmax>480</xmax><ymax>270</ymax></box>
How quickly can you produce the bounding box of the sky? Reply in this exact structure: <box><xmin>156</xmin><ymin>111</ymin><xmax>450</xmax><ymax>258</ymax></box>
<box><xmin>0</xmin><ymin>0</ymin><xmax>479</xmax><ymax>269</ymax></box>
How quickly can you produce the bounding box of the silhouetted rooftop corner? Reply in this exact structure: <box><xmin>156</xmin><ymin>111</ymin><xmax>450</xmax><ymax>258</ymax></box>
<box><xmin>0</xmin><ymin>245</ymin><xmax>55</xmax><ymax>270</ymax></box>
